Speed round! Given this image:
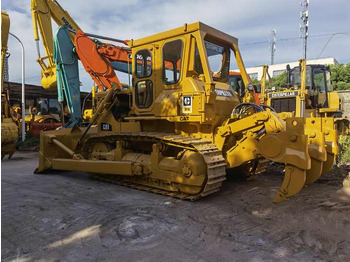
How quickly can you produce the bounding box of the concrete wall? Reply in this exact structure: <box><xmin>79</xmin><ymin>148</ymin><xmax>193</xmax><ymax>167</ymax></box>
<box><xmin>338</xmin><ymin>90</ymin><xmax>350</xmax><ymax>118</ymax></box>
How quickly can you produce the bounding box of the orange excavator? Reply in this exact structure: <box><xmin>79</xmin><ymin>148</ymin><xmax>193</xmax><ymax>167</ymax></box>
<box><xmin>74</xmin><ymin>30</ymin><xmax>130</xmax><ymax>91</ymax></box>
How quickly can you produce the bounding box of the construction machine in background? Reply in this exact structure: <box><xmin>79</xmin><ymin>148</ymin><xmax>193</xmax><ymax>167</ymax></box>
<box><xmin>31</xmin><ymin>0</ymin><xmax>132</xmax><ymax>127</ymax></box>
<box><xmin>35</xmin><ymin>22</ymin><xmax>339</xmax><ymax>203</ymax></box>
<box><xmin>227</xmin><ymin>71</ymin><xmax>261</xmax><ymax>104</ymax></box>
<box><xmin>259</xmin><ymin>60</ymin><xmax>349</xmax><ymax>182</ymax></box>
<box><xmin>263</xmin><ymin>61</ymin><xmax>347</xmax><ymax>119</ymax></box>
<box><xmin>31</xmin><ymin>0</ymin><xmax>80</xmax><ymax>90</ymax></box>
<box><xmin>31</xmin><ymin>0</ymin><xmax>83</xmax><ymax>127</ymax></box>
<box><xmin>1</xmin><ymin>11</ymin><xmax>18</xmax><ymax>159</ymax></box>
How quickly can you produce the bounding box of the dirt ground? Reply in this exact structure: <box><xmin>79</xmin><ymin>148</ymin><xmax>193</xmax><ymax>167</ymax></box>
<box><xmin>2</xmin><ymin>152</ymin><xmax>350</xmax><ymax>262</ymax></box>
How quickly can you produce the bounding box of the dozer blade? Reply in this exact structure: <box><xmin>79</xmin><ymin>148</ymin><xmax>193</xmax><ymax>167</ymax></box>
<box><xmin>273</xmin><ymin>165</ymin><xmax>306</xmax><ymax>203</ymax></box>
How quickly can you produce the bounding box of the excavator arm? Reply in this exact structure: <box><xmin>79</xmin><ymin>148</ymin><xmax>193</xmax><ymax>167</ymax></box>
<box><xmin>51</xmin><ymin>25</ymin><xmax>131</xmax><ymax>126</ymax></box>
<box><xmin>74</xmin><ymin>30</ymin><xmax>130</xmax><ymax>91</ymax></box>
<box><xmin>31</xmin><ymin>0</ymin><xmax>80</xmax><ymax>89</ymax></box>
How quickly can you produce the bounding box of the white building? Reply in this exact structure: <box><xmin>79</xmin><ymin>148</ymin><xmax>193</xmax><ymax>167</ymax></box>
<box><xmin>238</xmin><ymin>57</ymin><xmax>339</xmax><ymax>80</ymax></box>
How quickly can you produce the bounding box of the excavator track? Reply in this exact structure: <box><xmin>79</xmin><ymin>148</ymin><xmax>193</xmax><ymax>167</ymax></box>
<box><xmin>84</xmin><ymin>132</ymin><xmax>227</xmax><ymax>200</ymax></box>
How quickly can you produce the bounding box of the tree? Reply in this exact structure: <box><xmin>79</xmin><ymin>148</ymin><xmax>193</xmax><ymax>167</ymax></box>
<box><xmin>329</xmin><ymin>63</ymin><xmax>350</xmax><ymax>90</ymax></box>
<box><xmin>270</xmin><ymin>71</ymin><xmax>287</xmax><ymax>90</ymax></box>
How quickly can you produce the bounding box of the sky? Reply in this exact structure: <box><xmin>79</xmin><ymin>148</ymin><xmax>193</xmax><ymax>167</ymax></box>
<box><xmin>2</xmin><ymin>0</ymin><xmax>350</xmax><ymax>92</ymax></box>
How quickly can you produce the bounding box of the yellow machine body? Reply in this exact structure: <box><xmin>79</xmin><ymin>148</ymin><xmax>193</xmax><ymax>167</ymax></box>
<box><xmin>258</xmin><ymin>60</ymin><xmax>348</xmax><ymax>187</ymax></box>
<box><xmin>36</xmin><ymin>22</ymin><xmax>331</xmax><ymax>202</ymax></box>
<box><xmin>1</xmin><ymin>11</ymin><xmax>18</xmax><ymax>159</ymax></box>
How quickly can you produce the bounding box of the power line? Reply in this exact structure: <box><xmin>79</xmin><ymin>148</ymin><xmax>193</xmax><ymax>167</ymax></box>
<box><xmin>314</xmin><ymin>33</ymin><xmax>350</xmax><ymax>60</ymax></box>
<box><xmin>316</xmin><ymin>34</ymin><xmax>335</xmax><ymax>59</ymax></box>
<box><xmin>240</xmin><ymin>31</ymin><xmax>350</xmax><ymax>47</ymax></box>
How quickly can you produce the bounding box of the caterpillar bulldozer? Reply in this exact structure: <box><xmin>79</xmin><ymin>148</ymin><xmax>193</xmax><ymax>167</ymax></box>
<box><xmin>259</xmin><ymin>61</ymin><xmax>349</xmax><ymax>182</ymax></box>
<box><xmin>36</xmin><ymin>22</ymin><xmax>342</xmax><ymax>203</ymax></box>
<box><xmin>261</xmin><ymin>62</ymin><xmax>347</xmax><ymax>119</ymax></box>
<box><xmin>1</xmin><ymin>11</ymin><xmax>18</xmax><ymax>159</ymax></box>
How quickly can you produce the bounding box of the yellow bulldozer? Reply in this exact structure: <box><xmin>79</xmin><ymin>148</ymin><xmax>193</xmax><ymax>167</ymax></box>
<box><xmin>1</xmin><ymin>11</ymin><xmax>18</xmax><ymax>159</ymax></box>
<box><xmin>259</xmin><ymin>61</ymin><xmax>349</xmax><ymax>181</ymax></box>
<box><xmin>35</xmin><ymin>22</ymin><xmax>341</xmax><ymax>203</ymax></box>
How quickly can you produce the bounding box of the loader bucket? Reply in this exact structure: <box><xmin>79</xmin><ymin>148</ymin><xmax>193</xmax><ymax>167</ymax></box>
<box><xmin>1</xmin><ymin>118</ymin><xmax>18</xmax><ymax>159</ymax></box>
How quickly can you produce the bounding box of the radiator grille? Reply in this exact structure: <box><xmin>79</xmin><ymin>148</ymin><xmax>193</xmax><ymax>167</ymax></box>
<box><xmin>270</xmin><ymin>97</ymin><xmax>296</xmax><ymax>113</ymax></box>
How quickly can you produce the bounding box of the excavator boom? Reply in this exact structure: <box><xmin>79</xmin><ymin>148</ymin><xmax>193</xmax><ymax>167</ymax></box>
<box><xmin>74</xmin><ymin>30</ymin><xmax>127</xmax><ymax>91</ymax></box>
<box><xmin>31</xmin><ymin>0</ymin><xmax>80</xmax><ymax>89</ymax></box>
<box><xmin>53</xmin><ymin>25</ymin><xmax>81</xmax><ymax>127</ymax></box>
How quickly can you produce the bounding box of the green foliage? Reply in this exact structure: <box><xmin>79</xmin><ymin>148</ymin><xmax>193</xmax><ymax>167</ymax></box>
<box><xmin>252</xmin><ymin>79</ymin><xmax>260</xmax><ymax>86</ymax></box>
<box><xmin>338</xmin><ymin>135</ymin><xmax>350</xmax><ymax>164</ymax></box>
<box><xmin>329</xmin><ymin>63</ymin><xmax>350</xmax><ymax>90</ymax></box>
<box><xmin>270</xmin><ymin>71</ymin><xmax>287</xmax><ymax>90</ymax></box>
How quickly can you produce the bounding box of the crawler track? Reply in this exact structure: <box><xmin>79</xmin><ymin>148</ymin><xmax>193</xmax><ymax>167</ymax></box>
<box><xmin>85</xmin><ymin>132</ymin><xmax>227</xmax><ymax>200</ymax></box>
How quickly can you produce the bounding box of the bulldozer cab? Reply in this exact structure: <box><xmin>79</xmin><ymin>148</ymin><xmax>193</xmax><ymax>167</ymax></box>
<box><xmin>288</xmin><ymin>64</ymin><xmax>332</xmax><ymax>109</ymax></box>
<box><xmin>128</xmin><ymin>22</ymin><xmax>250</xmax><ymax>122</ymax></box>
<box><xmin>267</xmin><ymin>62</ymin><xmax>342</xmax><ymax>117</ymax></box>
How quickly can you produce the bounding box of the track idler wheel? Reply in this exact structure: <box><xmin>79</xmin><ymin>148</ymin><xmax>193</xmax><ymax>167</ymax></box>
<box><xmin>273</xmin><ymin>165</ymin><xmax>306</xmax><ymax>203</ymax></box>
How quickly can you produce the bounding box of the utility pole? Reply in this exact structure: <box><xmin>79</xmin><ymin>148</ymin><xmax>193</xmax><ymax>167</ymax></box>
<box><xmin>270</xmin><ymin>29</ymin><xmax>276</xmax><ymax>65</ymax></box>
<box><xmin>300</xmin><ymin>0</ymin><xmax>309</xmax><ymax>59</ymax></box>
<box><xmin>4</xmin><ymin>53</ymin><xmax>10</xmax><ymax>82</ymax></box>
<box><xmin>9</xmin><ymin>32</ymin><xmax>26</xmax><ymax>142</ymax></box>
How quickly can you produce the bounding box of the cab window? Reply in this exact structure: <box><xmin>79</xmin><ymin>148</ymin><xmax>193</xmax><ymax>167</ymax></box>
<box><xmin>313</xmin><ymin>69</ymin><xmax>326</xmax><ymax>93</ymax></box>
<box><xmin>135</xmin><ymin>80</ymin><xmax>153</xmax><ymax>108</ymax></box>
<box><xmin>194</xmin><ymin>43</ymin><xmax>203</xmax><ymax>74</ymax></box>
<box><xmin>135</xmin><ymin>49</ymin><xmax>152</xmax><ymax>78</ymax></box>
<box><xmin>163</xmin><ymin>40</ymin><xmax>183</xmax><ymax>84</ymax></box>
<box><xmin>205</xmin><ymin>40</ymin><xmax>229</xmax><ymax>80</ymax></box>
<box><xmin>326</xmin><ymin>70</ymin><xmax>332</xmax><ymax>91</ymax></box>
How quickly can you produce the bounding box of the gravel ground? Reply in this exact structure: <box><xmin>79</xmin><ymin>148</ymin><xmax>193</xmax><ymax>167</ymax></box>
<box><xmin>2</xmin><ymin>152</ymin><xmax>350</xmax><ymax>262</ymax></box>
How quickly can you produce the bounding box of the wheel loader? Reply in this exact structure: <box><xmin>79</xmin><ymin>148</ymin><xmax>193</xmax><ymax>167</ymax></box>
<box><xmin>36</xmin><ymin>22</ymin><xmax>340</xmax><ymax>203</ymax></box>
<box><xmin>1</xmin><ymin>11</ymin><xmax>18</xmax><ymax>159</ymax></box>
